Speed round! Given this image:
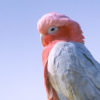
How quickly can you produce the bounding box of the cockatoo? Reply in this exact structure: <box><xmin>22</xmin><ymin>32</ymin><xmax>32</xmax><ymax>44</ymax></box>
<box><xmin>37</xmin><ymin>12</ymin><xmax>100</xmax><ymax>100</ymax></box>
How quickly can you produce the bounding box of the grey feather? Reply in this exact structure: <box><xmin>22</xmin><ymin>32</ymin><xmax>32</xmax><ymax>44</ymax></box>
<box><xmin>47</xmin><ymin>41</ymin><xmax>100</xmax><ymax>100</ymax></box>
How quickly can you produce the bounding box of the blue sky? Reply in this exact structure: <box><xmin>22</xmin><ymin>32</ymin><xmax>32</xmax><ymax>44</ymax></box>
<box><xmin>0</xmin><ymin>0</ymin><xmax>100</xmax><ymax>100</ymax></box>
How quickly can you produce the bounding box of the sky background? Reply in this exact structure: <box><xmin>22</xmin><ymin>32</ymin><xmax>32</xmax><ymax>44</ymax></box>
<box><xmin>0</xmin><ymin>0</ymin><xmax>100</xmax><ymax>100</ymax></box>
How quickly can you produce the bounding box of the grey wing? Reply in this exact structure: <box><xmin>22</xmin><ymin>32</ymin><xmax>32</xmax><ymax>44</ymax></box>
<box><xmin>47</xmin><ymin>41</ymin><xmax>100</xmax><ymax>100</ymax></box>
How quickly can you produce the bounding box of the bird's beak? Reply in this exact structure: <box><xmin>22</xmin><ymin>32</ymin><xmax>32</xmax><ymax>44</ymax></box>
<box><xmin>40</xmin><ymin>34</ymin><xmax>44</xmax><ymax>45</ymax></box>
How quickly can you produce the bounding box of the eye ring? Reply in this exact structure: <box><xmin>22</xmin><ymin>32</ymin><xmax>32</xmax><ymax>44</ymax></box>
<box><xmin>48</xmin><ymin>26</ymin><xmax>58</xmax><ymax>34</ymax></box>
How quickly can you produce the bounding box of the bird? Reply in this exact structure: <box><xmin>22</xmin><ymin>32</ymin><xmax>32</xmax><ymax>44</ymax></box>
<box><xmin>37</xmin><ymin>12</ymin><xmax>100</xmax><ymax>100</ymax></box>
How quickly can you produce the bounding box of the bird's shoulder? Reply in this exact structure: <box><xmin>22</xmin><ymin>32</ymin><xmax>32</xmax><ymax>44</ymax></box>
<box><xmin>48</xmin><ymin>41</ymin><xmax>85</xmax><ymax>62</ymax></box>
<box><xmin>47</xmin><ymin>41</ymin><xmax>100</xmax><ymax>75</ymax></box>
<box><xmin>48</xmin><ymin>41</ymin><xmax>84</xmax><ymax>73</ymax></box>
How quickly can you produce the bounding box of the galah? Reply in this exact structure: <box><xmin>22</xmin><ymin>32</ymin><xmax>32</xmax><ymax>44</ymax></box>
<box><xmin>37</xmin><ymin>12</ymin><xmax>100</xmax><ymax>100</ymax></box>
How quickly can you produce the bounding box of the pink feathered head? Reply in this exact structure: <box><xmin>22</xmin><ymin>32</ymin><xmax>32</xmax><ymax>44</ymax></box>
<box><xmin>37</xmin><ymin>12</ymin><xmax>84</xmax><ymax>46</ymax></box>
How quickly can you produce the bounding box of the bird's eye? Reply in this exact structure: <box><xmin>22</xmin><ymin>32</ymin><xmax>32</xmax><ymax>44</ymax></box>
<box><xmin>48</xmin><ymin>26</ymin><xmax>58</xmax><ymax>34</ymax></box>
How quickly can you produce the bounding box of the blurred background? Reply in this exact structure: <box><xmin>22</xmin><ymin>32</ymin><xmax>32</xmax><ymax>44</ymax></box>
<box><xmin>0</xmin><ymin>0</ymin><xmax>100</xmax><ymax>100</ymax></box>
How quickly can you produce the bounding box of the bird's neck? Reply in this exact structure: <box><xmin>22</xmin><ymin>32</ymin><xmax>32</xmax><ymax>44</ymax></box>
<box><xmin>42</xmin><ymin>40</ymin><xmax>65</xmax><ymax>67</ymax></box>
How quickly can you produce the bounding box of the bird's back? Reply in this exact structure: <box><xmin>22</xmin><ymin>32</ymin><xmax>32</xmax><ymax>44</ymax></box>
<box><xmin>47</xmin><ymin>41</ymin><xmax>100</xmax><ymax>100</ymax></box>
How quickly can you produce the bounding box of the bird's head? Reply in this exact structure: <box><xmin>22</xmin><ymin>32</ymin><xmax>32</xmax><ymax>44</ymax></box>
<box><xmin>37</xmin><ymin>12</ymin><xmax>84</xmax><ymax>47</ymax></box>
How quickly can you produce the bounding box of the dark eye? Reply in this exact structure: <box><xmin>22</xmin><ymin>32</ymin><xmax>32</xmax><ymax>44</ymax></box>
<box><xmin>51</xmin><ymin>27</ymin><xmax>55</xmax><ymax>31</ymax></box>
<box><xmin>48</xmin><ymin>26</ymin><xmax>58</xmax><ymax>34</ymax></box>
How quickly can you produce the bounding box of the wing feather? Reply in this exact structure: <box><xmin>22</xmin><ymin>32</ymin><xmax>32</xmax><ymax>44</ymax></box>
<box><xmin>48</xmin><ymin>41</ymin><xmax>100</xmax><ymax>100</ymax></box>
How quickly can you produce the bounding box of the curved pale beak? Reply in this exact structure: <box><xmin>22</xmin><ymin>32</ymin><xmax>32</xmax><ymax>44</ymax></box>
<box><xmin>40</xmin><ymin>34</ymin><xmax>44</xmax><ymax>45</ymax></box>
